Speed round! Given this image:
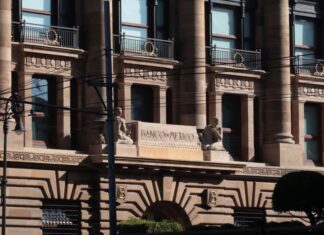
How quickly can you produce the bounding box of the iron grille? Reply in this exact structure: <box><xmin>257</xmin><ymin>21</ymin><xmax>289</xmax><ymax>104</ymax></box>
<box><xmin>41</xmin><ymin>200</ymin><xmax>81</xmax><ymax>235</ymax></box>
<box><xmin>233</xmin><ymin>208</ymin><xmax>266</xmax><ymax>228</ymax></box>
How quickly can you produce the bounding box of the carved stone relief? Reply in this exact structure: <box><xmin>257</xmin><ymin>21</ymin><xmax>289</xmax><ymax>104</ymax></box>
<box><xmin>117</xmin><ymin>185</ymin><xmax>127</xmax><ymax>202</ymax></box>
<box><xmin>124</xmin><ymin>67</ymin><xmax>167</xmax><ymax>81</ymax></box>
<box><xmin>215</xmin><ymin>77</ymin><xmax>254</xmax><ymax>92</ymax></box>
<box><xmin>25</xmin><ymin>56</ymin><xmax>72</xmax><ymax>70</ymax></box>
<box><xmin>0</xmin><ymin>151</ymin><xmax>85</xmax><ymax>165</ymax></box>
<box><xmin>202</xmin><ymin>189</ymin><xmax>218</xmax><ymax>208</ymax></box>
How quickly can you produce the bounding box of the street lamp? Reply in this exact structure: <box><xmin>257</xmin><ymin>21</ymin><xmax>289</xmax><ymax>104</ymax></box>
<box><xmin>1</xmin><ymin>93</ymin><xmax>24</xmax><ymax>235</ymax></box>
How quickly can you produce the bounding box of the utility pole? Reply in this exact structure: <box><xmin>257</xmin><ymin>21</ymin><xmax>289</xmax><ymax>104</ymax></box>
<box><xmin>104</xmin><ymin>1</ymin><xmax>117</xmax><ymax>235</ymax></box>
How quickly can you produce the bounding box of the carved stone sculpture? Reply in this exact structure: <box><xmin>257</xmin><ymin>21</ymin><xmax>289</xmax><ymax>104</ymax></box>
<box><xmin>200</xmin><ymin>117</ymin><xmax>224</xmax><ymax>151</ymax></box>
<box><xmin>103</xmin><ymin>107</ymin><xmax>133</xmax><ymax>145</ymax></box>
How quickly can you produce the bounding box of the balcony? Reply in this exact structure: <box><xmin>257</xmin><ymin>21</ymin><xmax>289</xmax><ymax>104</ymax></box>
<box><xmin>113</xmin><ymin>34</ymin><xmax>174</xmax><ymax>60</ymax></box>
<box><xmin>12</xmin><ymin>21</ymin><xmax>79</xmax><ymax>49</ymax></box>
<box><xmin>295</xmin><ymin>56</ymin><xmax>324</xmax><ymax>78</ymax></box>
<box><xmin>208</xmin><ymin>46</ymin><xmax>262</xmax><ymax>71</ymax></box>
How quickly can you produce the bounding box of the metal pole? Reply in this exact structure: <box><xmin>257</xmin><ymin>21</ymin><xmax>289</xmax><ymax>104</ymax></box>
<box><xmin>1</xmin><ymin>100</ymin><xmax>9</xmax><ymax>235</ymax></box>
<box><xmin>104</xmin><ymin>1</ymin><xmax>117</xmax><ymax>235</ymax></box>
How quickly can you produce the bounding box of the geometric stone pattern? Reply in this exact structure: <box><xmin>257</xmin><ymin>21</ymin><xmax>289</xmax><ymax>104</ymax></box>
<box><xmin>215</xmin><ymin>77</ymin><xmax>255</xmax><ymax>93</ymax></box>
<box><xmin>4</xmin><ymin>168</ymin><xmax>92</xmax><ymax>234</ymax></box>
<box><xmin>124</xmin><ymin>67</ymin><xmax>167</xmax><ymax>82</ymax></box>
<box><xmin>97</xmin><ymin>174</ymin><xmax>305</xmax><ymax>232</ymax></box>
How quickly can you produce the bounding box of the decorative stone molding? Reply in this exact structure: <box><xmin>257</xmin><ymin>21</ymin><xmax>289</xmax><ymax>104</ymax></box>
<box><xmin>243</xmin><ymin>167</ymin><xmax>294</xmax><ymax>176</ymax></box>
<box><xmin>25</xmin><ymin>56</ymin><xmax>72</xmax><ymax>70</ymax></box>
<box><xmin>124</xmin><ymin>67</ymin><xmax>167</xmax><ymax>81</ymax></box>
<box><xmin>202</xmin><ymin>189</ymin><xmax>218</xmax><ymax>208</ymax></box>
<box><xmin>297</xmin><ymin>85</ymin><xmax>324</xmax><ymax>99</ymax></box>
<box><xmin>0</xmin><ymin>151</ymin><xmax>86</xmax><ymax>165</ymax></box>
<box><xmin>215</xmin><ymin>77</ymin><xmax>254</xmax><ymax>92</ymax></box>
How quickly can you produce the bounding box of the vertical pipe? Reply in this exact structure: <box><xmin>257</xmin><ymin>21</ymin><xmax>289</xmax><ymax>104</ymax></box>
<box><xmin>104</xmin><ymin>1</ymin><xmax>117</xmax><ymax>235</ymax></box>
<box><xmin>1</xmin><ymin>101</ymin><xmax>9</xmax><ymax>235</ymax></box>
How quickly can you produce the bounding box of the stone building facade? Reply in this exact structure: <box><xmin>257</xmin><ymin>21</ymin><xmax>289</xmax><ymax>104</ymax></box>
<box><xmin>1</xmin><ymin>0</ymin><xmax>324</xmax><ymax>234</ymax></box>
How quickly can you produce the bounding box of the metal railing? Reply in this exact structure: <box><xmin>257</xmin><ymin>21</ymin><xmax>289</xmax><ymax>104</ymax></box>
<box><xmin>12</xmin><ymin>21</ymin><xmax>79</xmax><ymax>49</ymax></box>
<box><xmin>295</xmin><ymin>56</ymin><xmax>324</xmax><ymax>77</ymax></box>
<box><xmin>113</xmin><ymin>34</ymin><xmax>174</xmax><ymax>59</ymax></box>
<box><xmin>210</xmin><ymin>46</ymin><xmax>262</xmax><ymax>70</ymax></box>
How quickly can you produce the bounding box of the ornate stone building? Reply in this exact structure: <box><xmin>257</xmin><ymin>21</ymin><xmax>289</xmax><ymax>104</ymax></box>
<box><xmin>1</xmin><ymin>0</ymin><xmax>324</xmax><ymax>234</ymax></box>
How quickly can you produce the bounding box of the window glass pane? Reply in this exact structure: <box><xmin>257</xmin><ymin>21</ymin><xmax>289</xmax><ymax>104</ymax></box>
<box><xmin>304</xmin><ymin>104</ymin><xmax>321</xmax><ymax>161</ymax></box>
<box><xmin>244</xmin><ymin>12</ymin><xmax>251</xmax><ymax>38</ymax></box>
<box><xmin>122</xmin><ymin>26</ymin><xmax>148</xmax><ymax>38</ymax></box>
<box><xmin>222</xmin><ymin>94</ymin><xmax>241</xmax><ymax>159</ymax></box>
<box><xmin>32</xmin><ymin>78</ymin><xmax>48</xmax><ymax>111</ymax></box>
<box><xmin>122</xmin><ymin>0</ymin><xmax>147</xmax><ymax>25</ymax></box>
<box><xmin>22</xmin><ymin>12</ymin><xmax>51</xmax><ymax>25</ymax></box>
<box><xmin>157</xmin><ymin>30</ymin><xmax>166</xmax><ymax>40</ymax></box>
<box><xmin>212</xmin><ymin>38</ymin><xmax>235</xmax><ymax>49</ymax></box>
<box><xmin>295</xmin><ymin>19</ymin><xmax>315</xmax><ymax>47</ymax></box>
<box><xmin>32</xmin><ymin>116</ymin><xmax>49</xmax><ymax>142</ymax></box>
<box><xmin>32</xmin><ymin>78</ymin><xmax>49</xmax><ymax>143</ymax></box>
<box><xmin>212</xmin><ymin>8</ymin><xmax>236</xmax><ymax>36</ymax></box>
<box><xmin>305</xmin><ymin>104</ymin><xmax>320</xmax><ymax>135</ymax></box>
<box><xmin>156</xmin><ymin>0</ymin><xmax>166</xmax><ymax>27</ymax></box>
<box><xmin>295</xmin><ymin>48</ymin><xmax>314</xmax><ymax>58</ymax></box>
<box><xmin>22</xmin><ymin>0</ymin><xmax>51</xmax><ymax>11</ymax></box>
<box><xmin>131</xmin><ymin>85</ymin><xmax>154</xmax><ymax>122</ymax></box>
<box><xmin>305</xmin><ymin>140</ymin><xmax>320</xmax><ymax>161</ymax></box>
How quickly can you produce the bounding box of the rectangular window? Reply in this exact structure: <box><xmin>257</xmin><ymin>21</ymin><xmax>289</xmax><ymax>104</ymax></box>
<box><xmin>244</xmin><ymin>11</ymin><xmax>252</xmax><ymax>50</ymax></box>
<box><xmin>212</xmin><ymin>7</ymin><xmax>237</xmax><ymax>49</ymax></box>
<box><xmin>156</xmin><ymin>0</ymin><xmax>168</xmax><ymax>39</ymax></box>
<box><xmin>22</xmin><ymin>0</ymin><xmax>51</xmax><ymax>11</ymax></box>
<box><xmin>304</xmin><ymin>103</ymin><xmax>321</xmax><ymax>162</ymax></box>
<box><xmin>22</xmin><ymin>12</ymin><xmax>51</xmax><ymax>26</ymax></box>
<box><xmin>32</xmin><ymin>77</ymin><xmax>56</xmax><ymax>148</ymax></box>
<box><xmin>234</xmin><ymin>208</ymin><xmax>266</xmax><ymax>227</ymax></box>
<box><xmin>121</xmin><ymin>0</ymin><xmax>148</xmax><ymax>37</ymax></box>
<box><xmin>295</xmin><ymin>18</ymin><xmax>316</xmax><ymax>59</ymax></box>
<box><xmin>222</xmin><ymin>94</ymin><xmax>241</xmax><ymax>159</ymax></box>
<box><xmin>42</xmin><ymin>200</ymin><xmax>81</xmax><ymax>235</ymax></box>
<box><xmin>22</xmin><ymin>0</ymin><xmax>52</xmax><ymax>25</ymax></box>
<box><xmin>131</xmin><ymin>85</ymin><xmax>154</xmax><ymax>122</ymax></box>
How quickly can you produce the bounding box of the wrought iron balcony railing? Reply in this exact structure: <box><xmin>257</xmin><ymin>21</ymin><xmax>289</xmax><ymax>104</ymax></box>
<box><xmin>12</xmin><ymin>21</ymin><xmax>79</xmax><ymax>49</ymax></box>
<box><xmin>113</xmin><ymin>34</ymin><xmax>174</xmax><ymax>60</ymax></box>
<box><xmin>295</xmin><ymin>56</ymin><xmax>324</xmax><ymax>77</ymax></box>
<box><xmin>208</xmin><ymin>46</ymin><xmax>262</xmax><ymax>70</ymax></box>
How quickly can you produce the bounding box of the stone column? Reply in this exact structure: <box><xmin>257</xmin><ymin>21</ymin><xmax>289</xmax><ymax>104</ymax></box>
<box><xmin>56</xmin><ymin>76</ymin><xmax>71</xmax><ymax>149</ymax></box>
<box><xmin>241</xmin><ymin>95</ymin><xmax>255</xmax><ymax>161</ymax></box>
<box><xmin>178</xmin><ymin>0</ymin><xmax>206</xmax><ymax>129</ymax></box>
<box><xmin>262</xmin><ymin>0</ymin><xmax>301</xmax><ymax>166</ymax></box>
<box><xmin>82</xmin><ymin>0</ymin><xmax>107</xmax><ymax>149</ymax></box>
<box><xmin>0</xmin><ymin>0</ymin><xmax>12</xmax><ymax>109</ymax></box>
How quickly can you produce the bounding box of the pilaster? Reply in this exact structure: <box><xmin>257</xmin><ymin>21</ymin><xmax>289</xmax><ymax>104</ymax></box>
<box><xmin>241</xmin><ymin>95</ymin><xmax>255</xmax><ymax>161</ymax></box>
<box><xmin>56</xmin><ymin>76</ymin><xmax>71</xmax><ymax>149</ymax></box>
<box><xmin>154</xmin><ymin>86</ymin><xmax>167</xmax><ymax>124</ymax></box>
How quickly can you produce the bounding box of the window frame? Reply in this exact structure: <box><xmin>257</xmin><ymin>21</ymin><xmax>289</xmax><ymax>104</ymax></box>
<box><xmin>31</xmin><ymin>76</ymin><xmax>57</xmax><ymax>148</ymax></box>
<box><xmin>206</xmin><ymin>0</ymin><xmax>256</xmax><ymax>52</ymax></box>
<box><xmin>117</xmin><ymin>0</ymin><xmax>169</xmax><ymax>39</ymax></box>
<box><xmin>304</xmin><ymin>102</ymin><xmax>322</xmax><ymax>164</ymax></box>
<box><xmin>22</xmin><ymin>0</ymin><xmax>53</xmax><ymax>26</ymax></box>
<box><xmin>211</xmin><ymin>5</ymin><xmax>239</xmax><ymax>49</ymax></box>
